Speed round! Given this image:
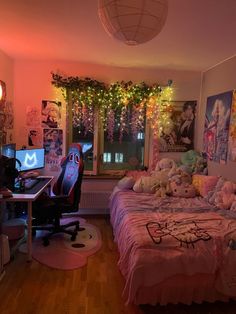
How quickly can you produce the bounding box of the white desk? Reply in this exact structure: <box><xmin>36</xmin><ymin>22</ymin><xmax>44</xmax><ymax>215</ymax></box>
<box><xmin>0</xmin><ymin>176</ymin><xmax>53</xmax><ymax>262</ymax></box>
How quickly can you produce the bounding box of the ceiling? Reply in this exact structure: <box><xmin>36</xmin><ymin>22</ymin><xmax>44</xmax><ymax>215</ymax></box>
<box><xmin>0</xmin><ymin>0</ymin><xmax>235</xmax><ymax>71</ymax></box>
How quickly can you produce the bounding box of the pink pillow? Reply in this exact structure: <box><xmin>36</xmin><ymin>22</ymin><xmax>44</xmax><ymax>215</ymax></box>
<box><xmin>192</xmin><ymin>175</ymin><xmax>219</xmax><ymax>197</ymax></box>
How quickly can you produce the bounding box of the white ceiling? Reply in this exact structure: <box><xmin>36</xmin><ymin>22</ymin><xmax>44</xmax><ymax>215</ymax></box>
<box><xmin>0</xmin><ymin>0</ymin><xmax>235</xmax><ymax>71</ymax></box>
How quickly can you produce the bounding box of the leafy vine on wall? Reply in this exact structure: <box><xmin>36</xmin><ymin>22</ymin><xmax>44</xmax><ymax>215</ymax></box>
<box><xmin>51</xmin><ymin>73</ymin><xmax>173</xmax><ymax>142</ymax></box>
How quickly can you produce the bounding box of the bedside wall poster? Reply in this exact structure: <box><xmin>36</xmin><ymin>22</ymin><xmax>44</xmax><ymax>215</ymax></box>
<box><xmin>228</xmin><ymin>90</ymin><xmax>236</xmax><ymax>162</ymax></box>
<box><xmin>203</xmin><ymin>90</ymin><xmax>232</xmax><ymax>164</ymax></box>
<box><xmin>159</xmin><ymin>101</ymin><xmax>197</xmax><ymax>152</ymax></box>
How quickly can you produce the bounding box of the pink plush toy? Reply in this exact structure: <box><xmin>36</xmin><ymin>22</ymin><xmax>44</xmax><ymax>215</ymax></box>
<box><xmin>215</xmin><ymin>181</ymin><xmax>236</xmax><ymax>210</ymax></box>
<box><xmin>170</xmin><ymin>181</ymin><xmax>196</xmax><ymax>198</ymax></box>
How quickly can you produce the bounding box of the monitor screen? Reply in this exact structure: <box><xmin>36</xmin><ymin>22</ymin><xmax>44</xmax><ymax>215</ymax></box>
<box><xmin>0</xmin><ymin>143</ymin><xmax>16</xmax><ymax>158</ymax></box>
<box><xmin>15</xmin><ymin>148</ymin><xmax>45</xmax><ymax>172</ymax></box>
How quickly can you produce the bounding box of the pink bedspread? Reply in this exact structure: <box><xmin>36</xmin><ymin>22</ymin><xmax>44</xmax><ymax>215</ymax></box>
<box><xmin>109</xmin><ymin>191</ymin><xmax>236</xmax><ymax>304</ymax></box>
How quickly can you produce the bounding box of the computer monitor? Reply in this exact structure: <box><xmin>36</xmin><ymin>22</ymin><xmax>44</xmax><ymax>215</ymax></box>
<box><xmin>15</xmin><ymin>148</ymin><xmax>45</xmax><ymax>172</ymax></box>
<box><xmin>0</xmin><ymin>143</ymin><xmax>16</xmax><ymax>158</ymax></box>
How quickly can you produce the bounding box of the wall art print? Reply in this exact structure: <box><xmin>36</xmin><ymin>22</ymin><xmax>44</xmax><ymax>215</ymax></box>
<box><xmin>203</xmin><ymin>90</ymin><xmax>232</xmax><ymax>164</ymax></box>
<box><xmin>228</xmin><ymin>90</ymin><xmax>236</xmax><ymax>162</ymax></box>
<box><xmin>42</xmin><ymin>100</ymin><xmax>61</xmax><ymax>128</ymax></box>
<box><xmin>43</xmin><ymin>129</ymin><xmax>63</xmax><ymax>172</ymax></box>
<box><xmin>159</xmin><ymin>101</ymin><xmax>196</xmax><ymax>152</ymax></box>
<box><xmin>26</xmin><ymin>105</ymin><xmax>41</xmax><ymax>127</ymax></box>
<box><xmin>3</xmin><ymin>101</ymin><xmax>14</xmax><ymax>129</ymax></box>
<box><xmin>28</xmin><ymin>128</ymin><xmax>43</xmax><ymax>147</ymax></box>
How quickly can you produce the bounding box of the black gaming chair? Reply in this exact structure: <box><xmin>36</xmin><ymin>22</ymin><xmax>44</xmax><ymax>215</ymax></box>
<box><xmin>32</xmin><ymin>143</ymin><xmax>84</xmax><ymax>246</ymax></box>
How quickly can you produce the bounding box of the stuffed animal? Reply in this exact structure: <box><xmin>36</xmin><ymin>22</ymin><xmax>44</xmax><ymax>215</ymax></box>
<box><xmin>181</xmin><ymin>150</ymin><xmax>199</xmax><ymax>171</ymax></box>
<box><xmin>133</xmin><ymin>176</ymin><xmax>160</xmax><ymax>193</ymax></box>
<box><xmin>168</xmin><ymin>167</ymin><xmax>192</xmax><ymax>185</ymax></box>
<box><xmin>170</xmin><ymin>181</ymin><xmax>197</xmax><ymax>198</ymax></box>
<box><xmin>192</xmin><ymin>154</ymin><xmax>208</xmax><ymax>175</ymax></box>
<box><xmin>151</xmin><ymin>158</ymin><xmax>177</xmax><ymax>186</ymax></box>
<box><xmin>155</xmin><ymin>158</ymin><xmax>176</xmax><ymax>172</ymax></box>
<box><xmin>154</xmin><ymin>181</ymin><xmax>171</xmax><ymax>197</ymax></box>
<box><xmin>214</xmin><ymin>181</ymin><xmax>236</xmax><ymax>210</ymax></box>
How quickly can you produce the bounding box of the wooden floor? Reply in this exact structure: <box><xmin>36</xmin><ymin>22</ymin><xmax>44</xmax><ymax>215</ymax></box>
<box><xmin>0</xmin><ymin>216</ymin><xmax>236</xmax><ymax>314</ymax></box>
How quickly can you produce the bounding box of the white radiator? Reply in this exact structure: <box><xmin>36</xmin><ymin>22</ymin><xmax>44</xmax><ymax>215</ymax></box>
<box><xmin>79</xmin><ymin>191</ymin><xmax>111</xmax><ymax>214</ymax></box>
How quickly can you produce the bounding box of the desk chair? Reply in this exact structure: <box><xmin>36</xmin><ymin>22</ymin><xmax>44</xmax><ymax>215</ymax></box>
<box><xmin>32</xmin><ymin>143</ymin><xmax>84</xmax><ymax>246</ymax></box>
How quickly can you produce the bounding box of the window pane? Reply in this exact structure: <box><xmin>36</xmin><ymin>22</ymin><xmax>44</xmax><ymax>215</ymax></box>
<box><xmin>100</xmin><ymin>130</ymin><xmax>145</xmax><ymax>171</ymax></box>
<box><xmin>72</xmin><ymin>126</ymin><xmax>94</xmax><ymax>171</ymax></box>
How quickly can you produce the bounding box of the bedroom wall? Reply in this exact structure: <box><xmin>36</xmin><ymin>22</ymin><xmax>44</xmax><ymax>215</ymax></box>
<box><xmin>13</xmin><ymin>59</ymin><xmax>201</xmax><ymax>160</ymax></box>
<box><xmin>196</xmin><ymin>55</ymin><xmax>236</xmax><ymax>181</ymax></box>
<box><xmin>0</xmin><ymin>49</ymin><xmax>14</xmax><ymax>142</ymax></box>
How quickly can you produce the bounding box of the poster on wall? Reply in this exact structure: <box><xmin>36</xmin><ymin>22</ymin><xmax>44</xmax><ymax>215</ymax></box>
<box><xmin>41</xmin><ymin>100</ymin><xmax>61</xmax><ymax>128</ymax></box>
<box><xmin>159</xmin><ymin>101</ymin><xmax>197</xmax><ymax>152</ymax></box>
<box><xmin>43</xmin><ymin>129</ymin><xmax>63</xmax><ymax>171</ymax></box>
<box><xmin>203</xmin><ymin>90</ymin><xmax>232</xmax><ymax>164</ymax></box>
<box><xmin>26</xmin><ymin>105</ymin><xmax>41</xmax><ymax>127</ymax></box>
<box><xmin>228</xmin><ymin>90</ymin><xmax>236</xmax><ymax>162</ymax></box>
<box><xmin>0</xmin><ymin>130</ymin><xmax>6</xmax><ymax>145</ymax></box>
<box><xmin>6</xmin><ymin>130</ymin><xmax>13</xmax><ymax>144</ymax></box>
<box><xmin>3</xmin><ymin>101</ymin><xmax>14</xmax><ymax>129</ymax></box>
<box><xmin>28</xmin><ymin>128</ymin><xmax>43</xmax><ymax>147</ymax></box>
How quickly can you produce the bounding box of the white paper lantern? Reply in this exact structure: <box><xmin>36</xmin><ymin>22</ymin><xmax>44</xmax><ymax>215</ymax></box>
<box><xmin>98</xmin><ymin>0</ymin><xmax>168</xmax><ymax>45</ymax></box>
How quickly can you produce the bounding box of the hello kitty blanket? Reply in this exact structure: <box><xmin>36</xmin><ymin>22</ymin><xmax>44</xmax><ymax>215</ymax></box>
<box><xmin>109</xmin><ymin>191</ymin><xmax>236</xmax><ymax>304</ymax></box>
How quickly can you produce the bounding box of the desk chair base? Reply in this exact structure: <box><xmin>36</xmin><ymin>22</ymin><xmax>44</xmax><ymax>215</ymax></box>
<box><xmin>32</xmin><ymin>219</ymin><xmax>81</xmax><ymax>247</ymax></box>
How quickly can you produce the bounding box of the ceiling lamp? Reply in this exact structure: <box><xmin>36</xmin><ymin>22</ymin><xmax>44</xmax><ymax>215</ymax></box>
<box><xmin>98</xmin><ymin>0</ymin><xmax>168</xmax><ymax>45</ymax></box>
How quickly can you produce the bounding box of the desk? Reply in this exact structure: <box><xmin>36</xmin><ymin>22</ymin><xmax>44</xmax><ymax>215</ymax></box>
<box><xmin>0</xmin><ymin>176</ymin><xmax>53</xmax><ymax>262</ymax></box>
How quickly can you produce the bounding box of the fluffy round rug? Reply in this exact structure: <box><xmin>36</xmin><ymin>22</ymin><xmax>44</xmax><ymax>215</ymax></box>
<box><xmin>19</xmin><ymin>217</ymin><xmax>102</xmax><ymax>270</ymax></box>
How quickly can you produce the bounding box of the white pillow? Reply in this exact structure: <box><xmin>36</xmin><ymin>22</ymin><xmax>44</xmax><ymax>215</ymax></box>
<box><xmin>133</xmin><ymin>176</ymin><xmax>159</xmax><ymax>193</ymax></box>
<box><xmin>117</xmin><ymin>176</ymin><xmax>135</xmax><ymax>190</ymax></box>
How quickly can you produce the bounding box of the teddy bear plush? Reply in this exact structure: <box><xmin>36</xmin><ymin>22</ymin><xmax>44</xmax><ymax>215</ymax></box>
<box><xmin>154</xmin><ymin>181</ymin><xmax>171</xmax><ymax>197</ymax></box>
<box><xmin>168</xmin><ymin>167</ymin><xmax>192</xmax><ymax>185</ymax></box>
<box><xmin>214</xmin><ymin>181</ymin><xmax>236</xmax><ymax>210</ymax></box>
<box><xmin>151</xmin><ymin>158</ymin><xmax>177</xmax><ymax>186</ymax></box>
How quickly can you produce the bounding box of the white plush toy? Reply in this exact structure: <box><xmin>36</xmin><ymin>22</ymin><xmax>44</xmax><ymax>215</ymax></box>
<box><xmin>133</xmin><ymin>176</ymin><xmax>160</xmax><ymax>193</ymax></box>
<box><xmin>151</xmin><ymin>158</ymin><xmax>177</xmax><ymax>186</ymax></box>
<box><xmin>155</xmin><ymin>158</ymin><xmax>177</xmax><ymax>172</ymax></box>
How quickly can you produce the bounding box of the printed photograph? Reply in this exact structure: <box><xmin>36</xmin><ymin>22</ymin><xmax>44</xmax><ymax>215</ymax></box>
<box><xmin>42</xmin><ymin>100</ymin><xmax>61</xmax><ymax>128</ymax></box>
<box><xmin>203</xmin><ymin>90</ymin><xmax>232</xmax><ymax>164</ymax></box>
<box><xmin>159</xmin><ymin>101</ymin><xmax>197</xmax><ymax>152</ymax></box>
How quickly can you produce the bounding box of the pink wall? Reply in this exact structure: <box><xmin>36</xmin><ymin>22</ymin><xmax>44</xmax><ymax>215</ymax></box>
<box><xmin>196</xmin><ymin>56</ymin><xmax>236</xmax><ymax>181</ymax></box>
<box><xmin>14</xmin><ymin>59</ymin><xmax>201</xmax><ymax>152</ymax></box>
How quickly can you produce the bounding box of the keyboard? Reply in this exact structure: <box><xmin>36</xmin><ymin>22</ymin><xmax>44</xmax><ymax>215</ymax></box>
<box><xmin>14</xmin><ymin>177</ymin><xmax>52</xmax><ymax>194</ymax></box>
<box><xmin>24</xmin><ymin>178</ymin><xmax>39</xmax><ymax>190</ymax></box>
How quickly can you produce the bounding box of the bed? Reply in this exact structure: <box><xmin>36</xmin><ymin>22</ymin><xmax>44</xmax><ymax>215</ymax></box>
<box><xmin>110</xmin><ymin>190</ymin><xmax>236</xmax><ymax>305</ymax></box>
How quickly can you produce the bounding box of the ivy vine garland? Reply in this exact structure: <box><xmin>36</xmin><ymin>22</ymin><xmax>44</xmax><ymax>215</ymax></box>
<box><xmin>51</xmin><ymin>73</ymin><xmax>173</xmax><ymax>142</ymax></box>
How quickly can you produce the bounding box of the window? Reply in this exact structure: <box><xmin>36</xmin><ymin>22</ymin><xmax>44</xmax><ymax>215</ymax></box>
<box><xmin>70</xmin><ymin>110</ymin><xmax>150</xmax><ymax>175</ymax></box>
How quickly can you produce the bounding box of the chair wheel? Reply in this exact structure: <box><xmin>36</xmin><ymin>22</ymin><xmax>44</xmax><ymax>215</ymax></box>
<box><xmin>71</xmin><ymin>234</ymin><xmax>77</xmax><ymax>241</ymax></box>
<box><xmin>43</xmin><ymin>238</ymin><xmax>49</xmax><ymax>246</ymax></box>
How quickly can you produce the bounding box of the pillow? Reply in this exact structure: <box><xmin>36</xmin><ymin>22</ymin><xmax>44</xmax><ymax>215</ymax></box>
<box><xmin>206</xmin><ymin>176</ymin><xmax>226</xmax><ymax>204</ymax></box>
<box><xmin>192</xmin><ymin>175</ymin><xmax>219</xmax><ymax>197</ymax></box>
<box><xmin>133</xmin><ymin>176</ymin><xmax>159</xmax><ymax>193</ymax></box>
<box><xmin>117</xmin><ymin>176</ymin><xmax>135</xmax><ymax>190</ymax></box>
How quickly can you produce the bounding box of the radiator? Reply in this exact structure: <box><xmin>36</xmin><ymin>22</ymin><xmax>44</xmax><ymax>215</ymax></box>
<box><xmin>79</xmin><ymin>191</ymin><xmax>111</xmax><ymax>214</ymax></box>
